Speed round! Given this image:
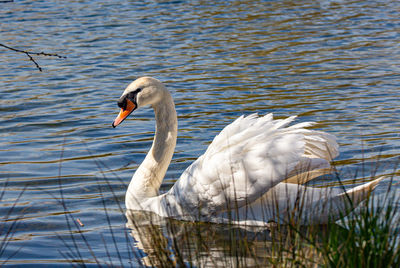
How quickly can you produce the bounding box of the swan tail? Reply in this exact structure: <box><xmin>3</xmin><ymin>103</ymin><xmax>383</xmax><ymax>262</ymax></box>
<box><xmin>298</xmin><ymin>176</ymin><xmax>385</xmax><ymax>224</ymax></box>
<box><xmin>340</xmin><ymin>176</ymin><xmax>386</xmax><ymax>206</ymax></box>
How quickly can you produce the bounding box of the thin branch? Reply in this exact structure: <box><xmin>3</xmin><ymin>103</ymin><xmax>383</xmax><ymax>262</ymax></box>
<box><xmin>0</xmin><ymin>43</ymin><xmax>66</xmax><ymax>72</ymax></box>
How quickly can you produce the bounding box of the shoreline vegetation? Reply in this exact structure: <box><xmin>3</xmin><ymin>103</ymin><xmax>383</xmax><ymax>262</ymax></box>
<box><xmin>2</xmin><ymin>152</ymin><xmax>399</xmax><ymax>267</ymax></box>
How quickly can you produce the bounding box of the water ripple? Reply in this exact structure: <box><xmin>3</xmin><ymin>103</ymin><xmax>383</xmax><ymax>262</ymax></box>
<box><xmin>1</xmin><ymin>0</ymin><xmax>399</xmax><ymax>265</ymax></box>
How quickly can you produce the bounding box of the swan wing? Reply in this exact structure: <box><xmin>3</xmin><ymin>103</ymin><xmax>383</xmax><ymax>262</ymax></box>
<box><xmin>163</xmin><ymin>113</ymin><xmax>339</xmax><ymax>219</ymax></box>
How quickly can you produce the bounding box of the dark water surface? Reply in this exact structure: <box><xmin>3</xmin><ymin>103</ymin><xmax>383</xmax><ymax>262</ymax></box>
<box><xmin>1</xmin><ymin>0</ymin><xmax>400</xmax><ymax>266</ymax></box>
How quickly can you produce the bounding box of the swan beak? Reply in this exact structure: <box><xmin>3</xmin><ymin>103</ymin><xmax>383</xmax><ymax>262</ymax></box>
<box><xmin>112</xmin><ymin>99</ymin><xmax>136</xmax><ymax>128</ymax></box>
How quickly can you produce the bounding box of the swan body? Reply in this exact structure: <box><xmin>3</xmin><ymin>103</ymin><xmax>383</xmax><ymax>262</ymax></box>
<box><xmin>113</xmin><ymin>77</ymin><xmax>382</xmax><ymax>226</ymax></box>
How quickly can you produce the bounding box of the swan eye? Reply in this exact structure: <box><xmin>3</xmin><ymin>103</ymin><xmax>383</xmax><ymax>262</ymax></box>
<box><xmin>128</xmin><ymin>92</ymin><xmax>136</xmax><ymax>99</ymax></box>
<box><xmin>127</xmin><ymin>88</ymin><xmax>142</xmax><ymax>102</ymax></box>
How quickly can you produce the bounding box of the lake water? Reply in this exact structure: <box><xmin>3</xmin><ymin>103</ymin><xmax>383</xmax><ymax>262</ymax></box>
<box><xmin>1</xmin><ymin>0</ymin><xmax>400</xmax><ymax>266</ymax></box>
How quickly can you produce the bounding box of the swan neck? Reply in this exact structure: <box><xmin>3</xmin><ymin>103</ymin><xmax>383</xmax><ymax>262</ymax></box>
<box><xmin>153</xmin><ymin>100</ymin><xmax>177</xmax><ymax>163</ymax></box>
<box><xmin>128</xmin><ymin>91</ymin><xmax>177</xmax><ymax>199</ymax></box>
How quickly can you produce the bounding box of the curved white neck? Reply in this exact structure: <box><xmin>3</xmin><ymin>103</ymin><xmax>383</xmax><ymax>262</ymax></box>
<box><xmin>127</xmin><ymin>90</ymin><xmax>177</xmax><ymax>200</ymax></box>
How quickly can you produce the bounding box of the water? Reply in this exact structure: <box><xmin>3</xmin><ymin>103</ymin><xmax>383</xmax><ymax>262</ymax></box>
<box><xmin>1</xmin><ymin>0</ymin><xmax>400</xmax><ymax>265</ymax></box>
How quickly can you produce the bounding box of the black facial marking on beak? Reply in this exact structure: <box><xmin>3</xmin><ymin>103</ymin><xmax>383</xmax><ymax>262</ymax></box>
<box><xmin>113</xmin><ymin>88</ymin><xmax>143</xmax><ymax>128</ymax></box>
<box><xmin>117</xmin><ymin>88</ymin><xmax>142</xmax><ymax>111</ymax></box>
<box><xmin>117</xmin><ymin>96</ymin><xmax>127</xmax><ymax>110</ymax></box>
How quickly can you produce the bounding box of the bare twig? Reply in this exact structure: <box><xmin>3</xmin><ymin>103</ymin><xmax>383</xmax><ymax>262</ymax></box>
<box><xmin>0</xmin><ymin>43</ymin><xmax>66</xmax><ymax>72</ymax></box>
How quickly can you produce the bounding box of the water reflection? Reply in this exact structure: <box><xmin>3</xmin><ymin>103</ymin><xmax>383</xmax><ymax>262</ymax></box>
<box><xmin>126</xmin><ymin>210</ymin><xmax>335</xmax><ymax>267</ymax></box>
<box><xmin>126</xmin><ymin>210</ymin><xmax>271</xmax><ymax>267</ymax></box>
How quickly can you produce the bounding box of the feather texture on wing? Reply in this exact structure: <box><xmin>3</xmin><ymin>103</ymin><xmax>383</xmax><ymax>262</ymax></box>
<box><xmin>161</xmin><ymin>113</ymin><xmax>338</xmax><ymax>219</ymax></box>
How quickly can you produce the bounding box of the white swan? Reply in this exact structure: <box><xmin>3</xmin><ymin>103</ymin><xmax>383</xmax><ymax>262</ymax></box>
<box><xmin>113</xmin><ymin>77</ymin><xmax>383</xmax><ymax>226</ymax></box>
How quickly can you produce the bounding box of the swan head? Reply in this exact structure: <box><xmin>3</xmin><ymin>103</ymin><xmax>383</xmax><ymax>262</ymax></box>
<box><xmin>112</xmin><ymin>77</ymin><xmax>167</xmax><ymax>127</ymax></box>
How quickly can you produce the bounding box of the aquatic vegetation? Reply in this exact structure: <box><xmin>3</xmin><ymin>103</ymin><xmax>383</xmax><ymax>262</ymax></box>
<box><xmin>317</xmin><ymin>187</ymin><xmax>400</xmax><ymax>267</ymax></box>
<box><xmin>0</xmin><ymin>180</ymin><xmax>27</xmax><ymax>265</ymax></box>
<box><xmin>54</xmin><ymin>165</ymin><xmax>400</xmax><ymax>267</ymax></box>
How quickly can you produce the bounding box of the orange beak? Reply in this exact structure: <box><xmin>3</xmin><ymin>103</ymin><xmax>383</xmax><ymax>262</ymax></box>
<box><xmin>112</xmin><ymin>99</ymin><xmax>136</xmax><ymax>128</ymax></box>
